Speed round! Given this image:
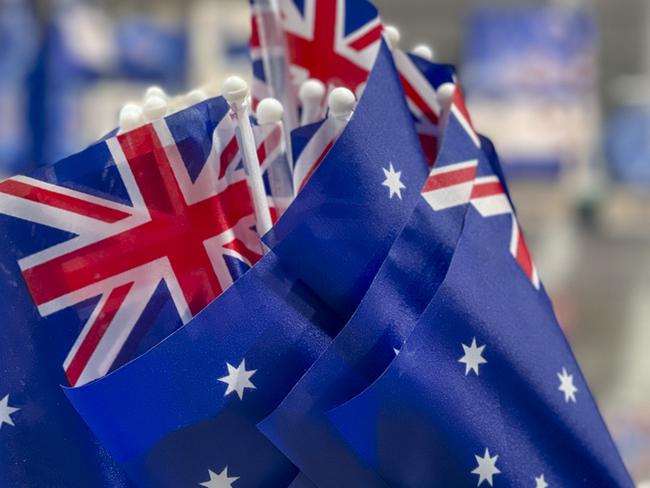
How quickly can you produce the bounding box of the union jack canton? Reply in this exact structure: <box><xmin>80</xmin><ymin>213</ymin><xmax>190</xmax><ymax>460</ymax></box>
<box><xmin>0</xmin><ymin>97</ymin><xmax>262</xmax><ymax>386</ymax></box>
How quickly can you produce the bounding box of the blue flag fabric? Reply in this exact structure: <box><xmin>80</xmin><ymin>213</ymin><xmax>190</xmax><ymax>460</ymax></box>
<box><xmin>64</xmin><ymin>42</ymin><xmax>430</xmax><ymax>486</ymax></box>
<box><xmin>257</xmin><ymin>108</ymin><xmax>487</xmax><ymax>486</ymax></box>
<box><xmin>303</xmin><ymin>162</ymin><xmax>633</xmax><ymax>486</ymax></box>
<box><xmin>0</xmin><ymin>247</ymin><xmax>129</xmax><ymax>488</ymax></box>
<box><xmin>264</xmin><ymin>42</ymin><xmax>429</xmax><ymax>317</ymax></box>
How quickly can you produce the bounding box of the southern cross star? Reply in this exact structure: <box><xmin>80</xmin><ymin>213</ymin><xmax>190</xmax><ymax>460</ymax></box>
<box><xmin>458</xmin><ymin>338</ymin><xmax>487</xmax><ymax>376</ymax></box>
<box><xmin>471</xmin><ymin>448</ymin><xmax>501</xmax><ymax>486</ymax></box>
<box><xmin>200</xmin><ymin>466</ymin><xmax>239</xmax><ymax>488</ymax></box>
<box><xmin>0</xmin><ymin>394</ymin><xmax>20</xmax><ymax>430</ymax></box>
<box><xmin>218</xmin><ymin>359</ymin><xmax>256</xmax><ymax>400</ymax></box>
<box><xmin>382</xmin><ymin>163</ymin><xmax>406</xmax><ymax>200</ymax></box>
<box><xmin>535</xmin><ymin>474</ymin><xmax>549</xmax><ymax>488</ymax></box>
<box><xmin>557</xmin><ymin>367</ymin><xmax>578</xmax><ymax>403</ymax></box>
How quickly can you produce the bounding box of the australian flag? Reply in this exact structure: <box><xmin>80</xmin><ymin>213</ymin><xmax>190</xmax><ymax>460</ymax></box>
<box><xmin>0</xmin><ymin>96</ymin><xmax>266</xmax><ymax>486</ymax></box>
<box><xmin>63</xmin><ymin>41</ymin><xmax>430</xmax><ymax>486</ymax></box>
<box><xmin>260</xmin><ymin>84</ymin><xmax>633</xmax><ymax>487</ymax></box>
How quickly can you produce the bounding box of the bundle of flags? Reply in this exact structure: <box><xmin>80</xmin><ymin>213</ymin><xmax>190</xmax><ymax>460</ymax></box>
<box><xmin>0</xmin><ymin>1</ymin><xmax>634</xmax><ymax>487</ymax></box>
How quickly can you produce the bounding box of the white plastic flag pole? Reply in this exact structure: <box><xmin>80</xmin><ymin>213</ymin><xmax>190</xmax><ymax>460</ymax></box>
<box><xmin>412</xmin><ymin>44</ymin><xmax>434</xmax><ymax>61</ymax></box>
<box><xmin>223</xmin><ymin>76</ymin><xmax>274</xmax><ymax>241</ymax></box>
<box><xmin>327</xmin><ymin>87</ymin><xmax>356</xmax><ymax>135</ymax></box>
<box><xmin>257</xmin><ymin>97</ymin><xmax>294</xmax><ymax>207</ymax></box>
<box><xmin>298</xmin><ymin>79</ymin><xmax>326</xmax><ymax>126</ymax></box>
<box><xmin>436</xmin><ymin>82</ymin><xmax>456</xmax><ymax>137</ymax></box>
<box><xmin>384</xmin><ymin>25</ymin><xmax>401</xmax><ymax>51</ymax></box>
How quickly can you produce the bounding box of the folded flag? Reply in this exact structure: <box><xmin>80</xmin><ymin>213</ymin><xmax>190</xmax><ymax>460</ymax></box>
<box><xmin>258</xmin><ymin>89</ymin><xmax>488</xmax><ymax>486</ymax></box>
<box><xmin>314</xmin><ymin>142</ymin><xmax>633</xmax><ymax>487</ymax></box>
<box><xmin>0</xmin><ymin>97</ymin><xmax>264</xmax><ymax>486</ymax></box>
<box><xmin>64</xmin><ymin>40</ymin><xmax>430</xmax><ymax>487</ymax></box>
<box><xmin>264</xmin><ymin>41</ymin><xmax>429</xmax><ymax>316</ymax></box>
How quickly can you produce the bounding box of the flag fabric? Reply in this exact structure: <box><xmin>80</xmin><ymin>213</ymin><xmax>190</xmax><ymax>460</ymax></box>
<box><xmin>394</xmin><ymin>49</ymin><xmax>457</xmax><ymax>167</ymax></box>
<box><xmin>251</xmin><ymin>0</ymin><xmax>383</xmax><ymax>126</ymax></box>
<box><xmin>259</xmin><ymin>60</ymin><xmax>630</xmax><ymax>486</ymax></box>
<box><xmin>63</xmin><ymin>41</ymin><xmax>431</xmax><ymax>487</ymax></box>
<box><xmin>257</xmin><ymin>102</ymin><xmax>489</xmax><ymax>487</ymax></box>
<box><xmin>0</xmin><ymin>97</ymin><xmax>262</xmax><ymax>486</ymax></box>
<box><xmin>322</xmin><ymin>195</ymin><xmax>633</xmax><ymax>486</ymax></box>
<box><xmin>250</xmin><ymin>0</ymin><xmax>294</xmax><ymax>123</ymax></box>
<box><xmin>290</xmin><ymin>116</ymin><xmax>340</xmax><ymax>193</ymax></box>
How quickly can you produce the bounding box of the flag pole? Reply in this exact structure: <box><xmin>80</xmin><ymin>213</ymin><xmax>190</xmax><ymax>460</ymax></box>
<box><xmin>327</xmin><ymin>87</ymin><xmax>356</xmax><ymax>134</ymax></box>
<box><xmin>257</xmin><ymin>97</ymin><xmax>294</xmax><ymax>204</ymax></box>
<box><xmin>384</xmin><ymin>25</ymin><xmax>401</xmax><ymax>51</ymax></box>
<box><xmin>299</xmin><ymin>79</ymin><xmax>326</xmax><ymax>126</ymax></box>
<box><xmin>223</xmin><ymin>76</ymin><xmax>274</xmax><ymax>243</ymax></box>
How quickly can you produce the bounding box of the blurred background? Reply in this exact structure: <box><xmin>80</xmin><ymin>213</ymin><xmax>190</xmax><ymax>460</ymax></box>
<box><xmin>1</xmin><ymin>0</ymin><xmax>648</xmax><ymax>482</ymax></box>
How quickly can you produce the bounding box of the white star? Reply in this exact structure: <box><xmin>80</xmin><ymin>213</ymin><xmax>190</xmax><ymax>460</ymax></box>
<box><xmin>382</xmin><ymin>163</ymin><xmax>406</xmax><ymax>200</ymax></box>
<box><xmin>471</xmin><ymin>448</ymin><xmax>501</xmax><ymax>486</ymax></box>
<box><xmin>218</xmin><ymin>359</ymin><xmax>256</xmax><ymax>400</ymax></box>
<box><xmin>0</xmin><ymin>395</ymin><xmax>20</xmax><ymax>430</ymax></box>
<box><xmin>557</xmin><ymin>367</ymin><xmax>578</xmax><ymax>403</ymax></box>
<box><xmin>199</xmin><ymin>467</ymin><xmax>239</xmax><ymax>488</ymax></box>
<box><xmin>458</xmin><ymin>338</ymin><xmax>487</xmax><ymax>376</ymax></box>
<box><xmin>535</xmin><ymin>474</ymin><xmax>548</xmax><ymax>488</ymax></box>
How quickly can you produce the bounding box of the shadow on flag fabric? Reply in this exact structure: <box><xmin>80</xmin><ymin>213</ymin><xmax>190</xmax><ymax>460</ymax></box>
<box><xmin>0</xmin><ymin>96</ymin><xmax>268</xmax><ymax>485</ymax></box>
<box><xmin>299</xmin><ymin>151</ymin><xmax>633</xmax><ymax>486</ymax></box>
<box><xmin>63</xmin><ymin>41</ymin><xmax>430</xmax><ymax>486</ymax></box>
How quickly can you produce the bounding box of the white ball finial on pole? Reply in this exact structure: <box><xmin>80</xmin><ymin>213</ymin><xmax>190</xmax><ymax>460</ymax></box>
<box><xmin>298</xmin><ymin>78</ymin><xmax>326</xmax><ymax>126</ymax></box>
<box><xmin>327</xmin><ymin>87</ymin><xmax>356</xmax><ymax>139</ymax></box>
<box><xmin>118</xmin><ymin>103</ymin><xmax>144</xmax><ymax>133</ymax></box>
<box><xmin>222</xmin><ymin>76</ymin><xmax>273</xmax><ymax>242</ymax></box>
<box><xmin>412</xmin><ymin>44</ymin><xmax>434</xmax><ymax>61</ymax></box>
<box><xmin>257</xmin><ymin>97</ymin><xmax>294</xmax><ymax>205</ymax></box>
<box><xmin>328</xmin><ymin>87</ymin><xmax>356</xmax><ymax>121</ymax></box>
<box><xmin>142</xmin><ymin>95</ymin><xmax>168</xmax><ymax>122</ymax></box>
<box><xmin>144</xmin><ymin>86</ymin><xmax>167</xmax><ymax>101</ymax></box>
<box><xmin>437</xmin><ymin>82</ymin><xmax>456</xmax><ymax>113</ymax></box>
<box><xmin>384</xmin><ymin>25</ymin><xmax>401</xmax><ymax>51</ymax></box>
<box><xmin>257</xmin><ymin>97</ymin><xmax>284</xmax><ymax>125</ymax></box>
<box><xmin>184</xmin><ymin>88</ymin><xmax>208</xmax><ymax>107</ymax></box>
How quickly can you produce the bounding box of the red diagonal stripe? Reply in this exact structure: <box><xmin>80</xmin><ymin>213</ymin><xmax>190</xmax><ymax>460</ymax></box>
<box><xmin>0</xmin><ymin>179</ymin><xmax>131</xmax><ymax>224</ymax></box>
<box><xmin>515</xmin><ymin>227</ymin><xmax>534</xmax><ymax>281</ymax></box>
<box><xmin>348</xmin><ymin>24</ymin><xmax>383</xmax><ymax>51</ymax></box>
<box><xmin>399</xmin><ymin>74</ymin><xmax>438</xmax><ymax>126</ymax></box>
<box><xmin>298</xmin><ymin>140</ymin><xmax>334</xmax><ymax>192</ymax></box>
<box><xmin>65</xmin><ymin>282</ymin><xmax>134</xmax><ymax>386</ymax></box>
<box><xmin>471</xmin><ymin>181</ymin><xmax>505</xmax><ymax>199</ymax></box>
<box><xmin>257</xmin><ymin>125</ymin><xmax>283</xmax><ymax>169</ymax></box>
<box><xmin>219</xmin><ymin>137</ymin><xmax>240</xmax><ymax>179</ymax></box>
<box><xmin>422</xmin><ymin>166</ymin><xmax>476</xmax><ymax>193</ymax></box>
<box><xmin>418</xmin><ymin>133</ymin><xmax>438</xmax><ymax>168</ymax></box>
<box><xmin>223</xmin><ymin>238</ymin><xmax>262</xmax><ymax>266</ymax></box>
